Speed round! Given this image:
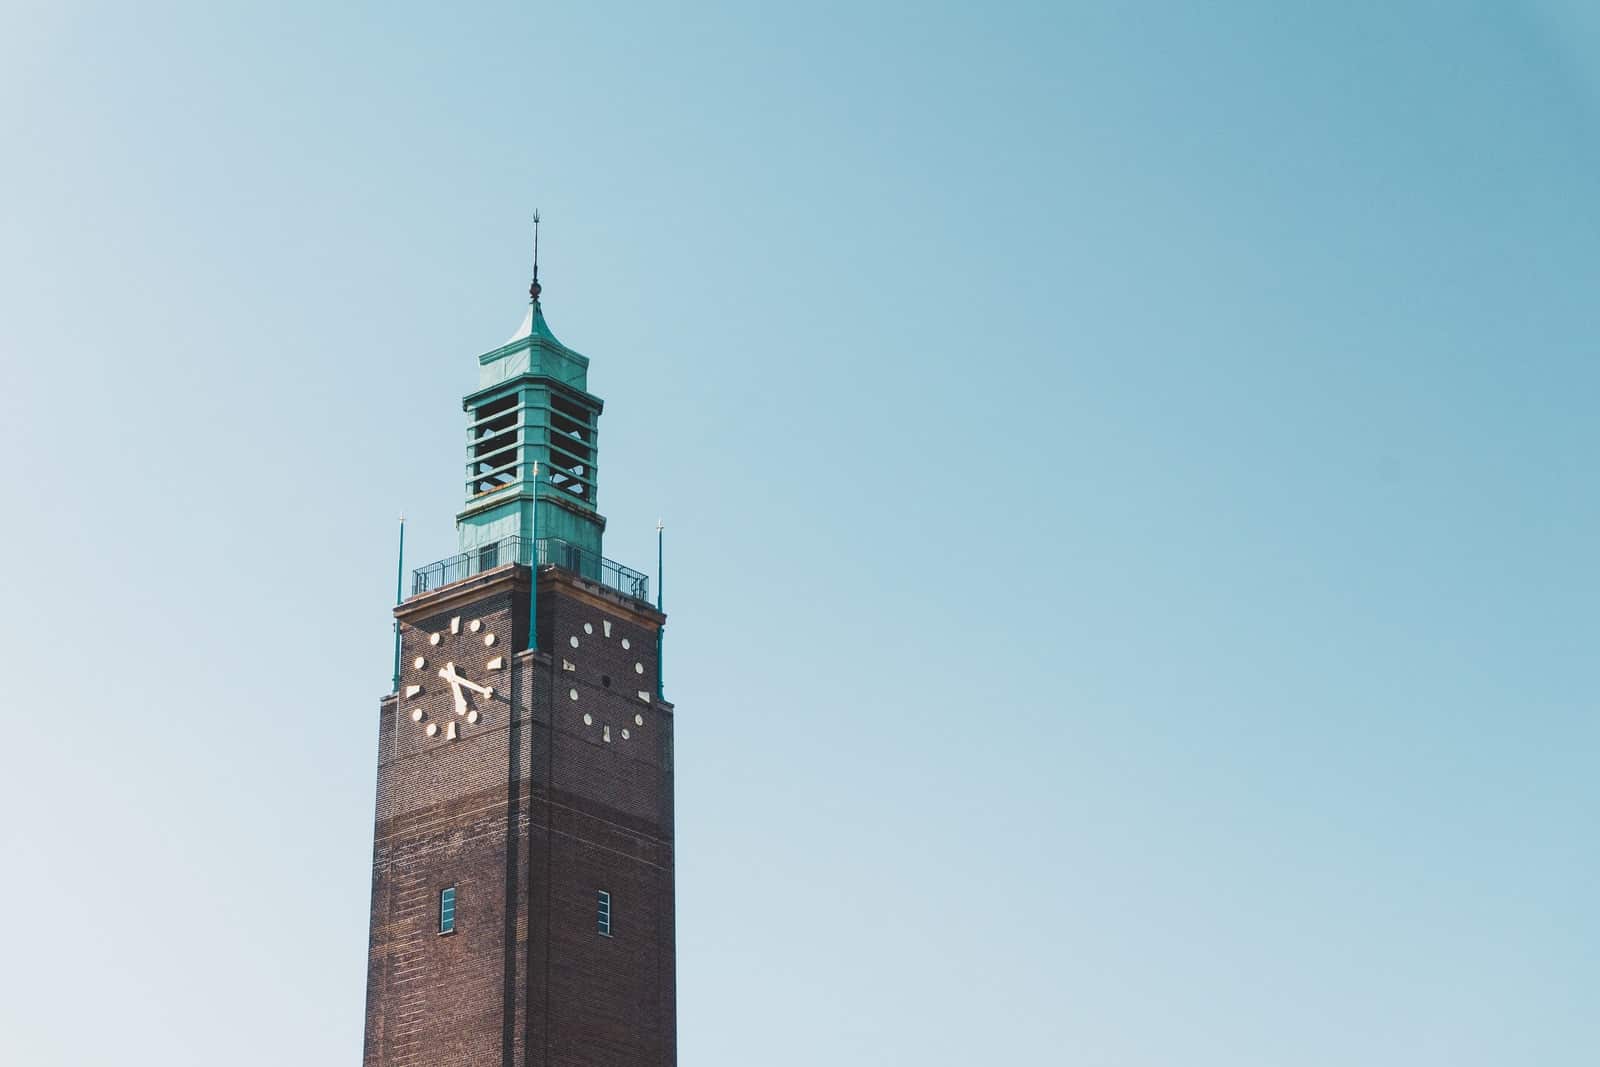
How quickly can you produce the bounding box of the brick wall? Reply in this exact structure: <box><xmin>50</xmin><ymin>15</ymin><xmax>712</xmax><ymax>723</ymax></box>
<box><xmin>363</xmin><ymin>564</ymin><xmax>674</xmax><ymax>1066</ymax></box>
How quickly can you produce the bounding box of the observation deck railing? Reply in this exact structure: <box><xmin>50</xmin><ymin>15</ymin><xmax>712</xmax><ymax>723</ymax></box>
<box><xmin>412</xmin><ymin>535</ymin><xmax>650</xmax><ymax>604</ymax></box>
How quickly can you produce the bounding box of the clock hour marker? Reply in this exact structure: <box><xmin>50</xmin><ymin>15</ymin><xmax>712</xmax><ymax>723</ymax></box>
<box><xmin>487</xmin><ymin>656</ymin><xmax>505</xmax><ymax>670</ymax></box>
<box><xmin>450</xmin><ymin>616</ymin><xmax>461</xmax><ymax>634</ymax></box>
<box><xmin>426</xmin><ymin>723</ymin><xmax>438</xmax><ymax>737</ymax></box>
<box><xmin>634</xmin><ymin>714</ymin><xmax>644</xmax><ymax>726</ymax></box>
<box><xmin>412</xmin><ymin>709</ymin><xmax>425</xmax><ymax>722</ymax></box>
<box><xmin>430</xmin><ymin>633</ymin><xmax>441</xmax><ymax>646</ymax></box>
<box><xmin>637</xmin><ymin>690</ymin><xmax>650</xmax><ymax>702</ymax></box>
<box><xmin>602</xmin><ymin>726</ymin><xmax>611</xmax><ymax>743</ymax></box>
<box><xmin>404</xmin><ymin>684</ymin><xmax>421</xmax><ymax>699</ymax></box>
<box><xmin>634</xmin><ymin>662</ymin><xmax>644</xmax><ymax>674</ymax></box>
<box><xmin>569</xmin><ymin>688</ymin><xmax>579</xmax><ymax>701</ymax></box>
<box><xmin>583</xmin><ymin>713</ymin><xmax>593</xmax><ymax>726</ymax></box>
<box><xmin>562</xmin><ymin>659</ymin><xmax>576</xmax><ymax>672</ymax></box>
<box><xmin>484</xmin><ymin>633</ymin><xmax>496</xmax><ymax>647</ymax></box>
<box><xmin>445</xmin><ymin>721</ymin><xmax>457</xmax><ymax>740</ymax></box>
<box><xmin>583</xmin><ymin>622</ymin><xmax>593</xmax><ymax>635</ymax></box>
<box><xmin>569</xmin><ymin>636</ymin><xmax>579</xmax><ymax>648</ymax></box>
<box><xmin>621</xmin><ymin>638</ymin><xmax>630</xmax><ymax>650</ymax></box>
<box><xmin>469</xmin><ymin>619</ymin><xmax>482</xmax><ymax>633</ymax></box>
<box><xmin>466</xmin><ymin>710</ymin><xmax>479</xmax><ymax>724</ymax></box>
<box><xmin>603</xmin><ymin>620</ymin><xmax>612</xmax><ymax>638</ymax></box>
<box><xmin>621</xmin><ymin>728</ymin><xmax>630</xmax><ymax>740</ymax></box>
<box><xmin>413</xmin><ymin>656</ymin><xmax>426</xmax><ymax>670</ymax></box>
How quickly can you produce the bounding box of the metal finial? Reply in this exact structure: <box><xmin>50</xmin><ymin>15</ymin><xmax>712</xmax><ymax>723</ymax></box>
<box><xmin>529</xmin><ymin>210</ymin><xmax>542</xmax><ymax>301</ymax></box>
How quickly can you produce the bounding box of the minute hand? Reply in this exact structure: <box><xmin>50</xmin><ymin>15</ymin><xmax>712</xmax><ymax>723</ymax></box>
<box><xmin>439</xmin><ymin>663</ymin><xmax>492</xmax><ymax>697</ymax></box>
<box><xmin>437</xmin><ymin>663</ymin><xmax>493</xmax><ymax>717</ymax></box>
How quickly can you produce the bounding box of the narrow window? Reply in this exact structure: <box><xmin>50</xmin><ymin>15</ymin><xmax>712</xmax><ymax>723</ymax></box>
<box><xmin>439</xmin><ymin>886</ymin><xmax>457</xmax><ymax>934</ymax></box>
<box><xmin>596</xmin><ymin>889</ymin><xmax>611</xmax><ymax>937</ymax></box>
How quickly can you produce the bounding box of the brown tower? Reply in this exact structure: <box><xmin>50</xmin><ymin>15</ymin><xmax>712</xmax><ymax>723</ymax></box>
<box><xmin>363</xmin><ymin>255</ymin><xmax>675</xmax><ymax>1066</ymax></box>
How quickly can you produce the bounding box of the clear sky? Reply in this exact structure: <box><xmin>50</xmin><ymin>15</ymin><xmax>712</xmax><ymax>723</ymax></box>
<box><xmin>1</xmin><ymin>2</ymin><xmax>1596</xmax><ymax>1064</ymax></box>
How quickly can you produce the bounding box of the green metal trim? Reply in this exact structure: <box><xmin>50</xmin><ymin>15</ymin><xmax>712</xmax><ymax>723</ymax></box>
<box><xmin>655</xmin><ymin>521</ymin><xmax>664</xmax><ymax>700</ymax></box>
<box><xmin>461</xmin><ymin>374</ymin><xmax>603</xmax><ymax>414</ymax></box>
<box><xmin>527</xmin><ymin>464</ymin><xmax>540</xmax><ymax>652</ymax></box>
<box><xmin>391</xmin><ymin>518</ymin><xmax>405</xmax><ymax>692</ymax></box>
<box><xmin>455</xmin><ymin>487</ymin><xmax>609</xmax><ymax>531</ymax></box>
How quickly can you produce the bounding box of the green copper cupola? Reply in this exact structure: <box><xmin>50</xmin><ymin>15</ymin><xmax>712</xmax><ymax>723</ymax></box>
<box><xmin>456</xmin><ymin>224</ymin><xmax>606</xmax><ymax>565</ymax></box>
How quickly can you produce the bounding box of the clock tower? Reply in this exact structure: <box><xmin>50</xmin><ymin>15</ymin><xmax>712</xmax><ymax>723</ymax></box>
<box><xmin>362</xmin><ymin>239</ymin><xmax>676</xmax><ymax>1066</ymax></box>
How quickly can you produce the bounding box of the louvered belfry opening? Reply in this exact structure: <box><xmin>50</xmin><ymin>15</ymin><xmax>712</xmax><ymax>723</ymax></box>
<box><xmin>470</xmin><ymin>393</ymin><xmax>520</xmax><ymax>496</ymax></box>
<box><xmin>547</xmin><ymin>391</ymin><xmax>596</xmax><ymax>501</ymax></box>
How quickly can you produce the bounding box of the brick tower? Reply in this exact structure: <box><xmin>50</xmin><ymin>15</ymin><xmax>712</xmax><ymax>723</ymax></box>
<box><xmin>362</xmin><ymin>238</ymin><xmax>675</xmax><ymax>1066</ymax></box>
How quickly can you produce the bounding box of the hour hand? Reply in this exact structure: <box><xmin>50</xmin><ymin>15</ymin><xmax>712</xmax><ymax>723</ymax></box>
<box><xmin>438</xmin><ymin>663</ymin><xmax>467</xmax><ymax>715</ymax></box>
<box><xmin>438</xmin><ymin>663</ymin><xmax>494</xmax><ymax>712</ymax></box>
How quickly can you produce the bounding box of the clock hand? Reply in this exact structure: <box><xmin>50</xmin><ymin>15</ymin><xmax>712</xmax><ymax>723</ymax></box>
<box><xmin>438</xmin><ymin>663</ymin><xmax>494</xmax><ymax>711</ymax></box>
<box><xmin>438</xmin><ymin>663</ymin><xmax>469</xmax><ymax>716</ymax></box>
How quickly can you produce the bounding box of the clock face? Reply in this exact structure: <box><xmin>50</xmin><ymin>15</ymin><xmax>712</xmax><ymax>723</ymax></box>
<box><xmin>564</xmin><ymin>614</ymin><xmax>650</xmax><ymax>745</ymax></box>
<box><xmin>403</xmin><ymin>614</ymin><xmax>505</xmax><ymax>741</ymax></box>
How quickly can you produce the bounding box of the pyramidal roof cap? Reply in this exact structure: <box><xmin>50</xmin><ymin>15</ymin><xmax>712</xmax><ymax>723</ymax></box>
<box><xmin>505</xmin><ymin>299</ymin><xmax>563</xmax><ymax>347</ymax></box>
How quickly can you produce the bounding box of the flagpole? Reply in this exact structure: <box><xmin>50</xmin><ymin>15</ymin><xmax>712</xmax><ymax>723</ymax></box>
<box><xmin>391</xmin><ymin>514</ymin><xmax>405</xmax><ymax>692</ymax></box>
<box><xmin>656</xmin><ymin>518</ymin><xmax>664</xmax><ymax>700</ymax></box>
<box><xmin>527</xmin><ymin>462</ymin><xmax>540</xmax><ymax>652</ymax></box>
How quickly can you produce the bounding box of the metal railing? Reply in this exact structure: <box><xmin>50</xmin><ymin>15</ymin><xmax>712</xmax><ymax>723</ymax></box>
<box><xmin>412</xmin><ymin>534</ymin><xmax>650</xmax><ymax>604</ymax></box>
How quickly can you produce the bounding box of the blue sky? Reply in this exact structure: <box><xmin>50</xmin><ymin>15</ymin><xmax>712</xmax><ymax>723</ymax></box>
<box><xmin>1</xmin><ymin>2</ymin><xmax>1596</xmax><ymax>1063</ymax></box>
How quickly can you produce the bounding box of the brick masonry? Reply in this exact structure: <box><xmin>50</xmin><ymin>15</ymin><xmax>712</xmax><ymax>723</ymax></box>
<box><xmin>363</xmin><ymin>564</ymin><xmax>675</xmax><ymax>1066</ymax></box>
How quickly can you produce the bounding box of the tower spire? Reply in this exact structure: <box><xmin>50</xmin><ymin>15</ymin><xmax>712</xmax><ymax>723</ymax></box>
<box><xmin>529</xmin><ymin>210</ymin><xmax>541</xmax><ymax>302</ymax></box>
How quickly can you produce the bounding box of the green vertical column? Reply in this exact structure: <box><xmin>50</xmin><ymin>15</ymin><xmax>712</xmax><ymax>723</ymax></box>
<box><xmin>391</xmin><ymin>515</ymin><xmax>405</xmax><ymax>692</ymax></box>
<box><xmin>656</xmin><ymin>519</ymin><xmax>664</xmax><ymax>700</ymax></box>
<box><xmin>526</xmin><ymin>463</ymin><xmax>540</xmax><ymax>652</ymax></box>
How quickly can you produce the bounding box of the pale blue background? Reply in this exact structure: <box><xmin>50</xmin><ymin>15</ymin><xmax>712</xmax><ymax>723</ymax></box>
<box><xmin>1</xmin><ymin>3</ymin><xmax>1596</xmax><ymax>1064</ymax></box>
